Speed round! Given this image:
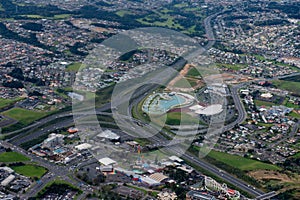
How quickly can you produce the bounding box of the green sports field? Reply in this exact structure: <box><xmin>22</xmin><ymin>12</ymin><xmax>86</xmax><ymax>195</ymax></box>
<box><xmin>11</xmin><ymin>165</ymin><xmax>47</xmax><ymax>179</ymax></box>
<box><xmin>0</xmin><ymin>152</ymin><xmax>30</xmax><ymax>162</ymax></box>
<box><xmin>2</xmin><ymin>108</ymin><xmax>49</xmax><ymax>125</ymax></box>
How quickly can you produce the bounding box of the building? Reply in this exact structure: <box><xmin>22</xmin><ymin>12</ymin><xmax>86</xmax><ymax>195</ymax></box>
<box><xmin>169</xmin><ymin>156</ymin><xmax>184</xmax><ymax>163</ymax></box>
<box><xmin>113</xmin><ymin>186</ymin><xmax>144</xmax><ymax>200</ymax></box>
<box><xmin>0</xmin><ymin>192</ymin><xmax>16</xmax><ymax>200</ymax></box>
<box><xmin>1</xmin><ymin>175</ymin><xmax>15</xmax><ymax>187</ymax></box>
<box><xmin>0</xmin><ymin>167</ymin><xmax>14</xmax><ymax>174</ymax></box>
<box><xmin>75</xmin><ymin>143</ymin><xmax>92</xmax><ymax>151</ymax></box>
<box><xmin>139</xmin><ymin>176</ymin><xmax>160</xmax><ymax>187</ymax></box>
<box><xmin>149</xmin><ymin>173</ymin><xmax>169</xmax><ymax>183</ymax></box>
<box><xmin>98</xmin><ymin>157</ymin><xmax>117</xmax><ymax>166</ymax></box>
<box><xmin>260</xmin><ymin>93</ymin><xmax>273</xmax><ymax>99</ymax></box>
<box><xmin>157</xmin><ymin>191</ymin><xmax>178</xmax><ymax>200</ymax></box>
<box><xmin>100</xmin><ymin>165</ymin><xmax>114</xmax><ymax>173</ymax></box>
<box><xmin>67</xmin><ymin>127</ymin><xmax>78</xmax><ymax>134</ymax></box>
<box><xmin>186</xmin><ymin>191</ymin><xmax>216</xmax><ymax>200</ymax></box>
<box><xmin>189</xmin><ymin>104</ymin><xmax>223</xmax><ymax>116</ymax></box>
<box><xmin>41</xmin><ymin>133</ymin><xmax>64</xmax><ymax>149</ymax></box>
<box><xmin>97</xmin><ymin>130</ymin><xmax>120</xmax><ymax>141</ymax></box>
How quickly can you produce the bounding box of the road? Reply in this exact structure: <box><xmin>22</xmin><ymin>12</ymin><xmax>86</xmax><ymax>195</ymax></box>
<box><xmin>255</xmin><ymin>191</ymin><xmax>278</xmax><ymax>200</ymax></box>
<box><xmin>181</xmin><ymin>151</ymin><xmax>264</xmax><ymax>196</ymax></box>
<box><xmin>224</xmin><ymin>84</ymin><xmax>248</xmax><ymax>131</ymax></box>
<box><xmin>1</xmin><ymin>10</ymin><xmax>266</xmax><ymax>199</ymax></box>
<box><xmin>0</xmin><ymin>141</ymin><xmax>91</xmax><ymax>200</ymax></box>
<box><xmin>269</xmin><ymin>121</ymin><xmax>300</xmax><ymax>149</ymax></box>
<box><xmin>121</xmin><ymin>66</ymin><xmax>264</xmax><ymax>197</ymax></box>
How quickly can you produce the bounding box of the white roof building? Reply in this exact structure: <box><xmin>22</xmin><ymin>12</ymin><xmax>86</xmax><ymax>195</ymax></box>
<box><xmin>261</xmin><ymin>93</ymin><xmax>273</xmax><ymax>99</ymax></box>
<box><xmin>140</xmin><ymin>176</ymin><xmax>160</xmax><ymax>186</ymax></box>
<box><xmin>99</xmin><ymin>157</ymin><xmax>117</xmax><ymax>166</ymax></box>
<box><xmin>75</xmin><ymin>143</ymin><xmax>92</xmax><ymax>151</ymax></box>
<box><xmin>1</xmin><ymin>175</ymin><xmax>15</xmax><ymax>186</ymax></box>
<box><xmin>97</xmin><ymin>130</ymin><xmax>120</xmax><ymax>140</ymax></box>
<box><xmin>191</xmin><ymin>104</ymin><xmax>223</xmax><ymax>116</ymax></box>
<box><xmin>0</xmin><ymin>167</ymin><xmax>14</xmax><ymax>173</ymax></box>
<box><xmin>169</xmin><ymin>155</ymin><xmax>184</xmax><ymax>163</ymax></box>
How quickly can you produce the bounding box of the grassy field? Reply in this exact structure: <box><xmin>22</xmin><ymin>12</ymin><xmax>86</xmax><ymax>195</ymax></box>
<box><xmin>155</xmin><ymin>112</ymin><xmax>202</xmax><ymax>126</ymax></box>
<box><xmin>53</xmin><ymin>14</ymin><xmax>71</xmax><ymax>19</ymax></box>
<box><xmin>186</xmin><ymin>67</ymin><xmax>201</xmax><ymax>77</ymax></box>
<box><xmin>289</xmin><ymin>111</ymin><xmax>300</xmax><ymax>119</ymax></box>
<box><xmin>285</xmin><ymin>101</ymin><xmax>300</xmax><ymax>109</ymax></box>
<box><xmin>0</xmin><ymin>98</ymin><xmax>22</xmax><ymax>109</ymax></box>
<box><xmin>137</xmin><ymin>12</ymin><xmax>183</xmax><ymax>30</ymax></box>
<box><xmin>257</xmin><ymin>122</ymin><xmax>274</xmax><ymax>128</ymax></box>
<box><xmin>116</xmin><ymin>10</ymin><xmax>132</xmax><ymax>17</ymax></box>
<box><xmin>2</xmin><ymin>108</ymin><xmax>49</xmax><ymax>125</ymax></box>
<box><xmin>11</xmin><ymin>165</ymin><xmax>47</xmax><ymax>179</ymax></box>
<box><xmin>207</xmin><ymin>150</ymin><xmax>281</xmax><ymax>171</ymax></box>
<box><xmin>0</xmin><ymin>98</ymin><xmax>14</xmax><ymax>109</ymax></box>
<box><xmin>20</xmin><ymin>14</ymin><xmax>71</xmax><ymax>20</ymax></box>
<box><xmin>272</xmin><ymin>80</ymin><xmax>300</xmax><ymax>95</ymax></box>
<box><xmin>65</xmin><ymin>62</ymin><xmax>82</xmax><ymax>72</ymax></box>
<box><xmin>0</xmin><ymin>152</ymin><xmax>30</xmax><ymax>162</ymax></box>
<box><xmin>254</xmin><ymin>99</ymin><xmax>276</xmax><ymax>107</ymax></box>
<box><xmin>292</xmin><ymin>152</ymin><xmax>300</xmax><ymax>158</ymax></box>
<box><xmin>95</xmin><ymin>84</ymin><xmax>115</xmax><ymax>108</ymax></box>
<box><xmin>137</xmin><ymin>17</ymin><xmax>182</xmax><ymax>29</ymax></box>
<box><xmin>173</xmin><ymin>77</ymin><xmax>200</xmax><ymax>88</ymax></box>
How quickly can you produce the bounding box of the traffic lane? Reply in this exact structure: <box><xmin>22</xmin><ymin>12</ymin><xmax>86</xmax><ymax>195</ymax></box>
<box><xmin>180</xmin><ymin>153</ymin><xmax>264</xmax><ymax>197</ymax></box>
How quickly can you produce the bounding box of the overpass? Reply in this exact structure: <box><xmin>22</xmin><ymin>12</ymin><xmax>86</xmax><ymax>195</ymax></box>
<box><xmin>255</xmin><ymin>191</ymin><xmax>277</xmax><ymax>200</ymax></box>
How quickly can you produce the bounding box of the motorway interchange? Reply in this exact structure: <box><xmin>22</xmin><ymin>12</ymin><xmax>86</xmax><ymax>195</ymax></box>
<box><xmin>0</xmin><ymin>12</ymin><xmax>278</xmax><ymax>200</ymax></box>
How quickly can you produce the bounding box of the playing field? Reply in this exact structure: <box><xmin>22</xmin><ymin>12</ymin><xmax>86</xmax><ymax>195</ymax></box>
<box><xmin>0</xmin><ymin>152</ymin><xmax>30</xmax><ymax>162</ymax></box>
<box><xmin>2</xmin><ymin>108</ymin><xmax>48</xmax><ymax>125</ymax></box>
<box><xmin>11</xmin><ymin>165</ymin><xmax>47</xmax><ymax>179</ymax></box>
<box><xmin>254</xmin><ymin>99</ymin><xmax>276</xmax><ymax>107</ymax></box>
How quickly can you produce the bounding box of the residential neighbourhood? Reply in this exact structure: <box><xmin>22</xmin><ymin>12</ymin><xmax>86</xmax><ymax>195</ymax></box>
<box><xmin>0</xmin><ymin>0</ymin><xmax>299</xmax><ymax>199</ymax></box>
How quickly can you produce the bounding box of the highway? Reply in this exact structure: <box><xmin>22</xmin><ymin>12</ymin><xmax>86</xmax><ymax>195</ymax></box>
<box><xmin>180</xmin><ymin>150</ymin><xmax>264</xmax><ymax>196</ymax></box>
<box><xmin>223</xmin><ymin>84</ymin><xmax>248</xmax><ymax>131</ymax></box>
<box><xmin>1</xmin><ymin>10</ymin><xmax>268</xmax><ymax>199</ymax></box>
<box><xmin>120</xmin><ymin>13</ymin><xmax>264</xmax><ymax>197</ymax></box>
<box><xmin>121</xmin><ymin>62</ymin><xmax>264</xmax><ymax>198</ymax></box>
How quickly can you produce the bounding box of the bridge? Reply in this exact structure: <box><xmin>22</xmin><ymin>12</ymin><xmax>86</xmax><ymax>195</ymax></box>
<box><xmin>255</xmin><ymin>191</ymin><xmax>277</xmax><ymax>200</ymax></box>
